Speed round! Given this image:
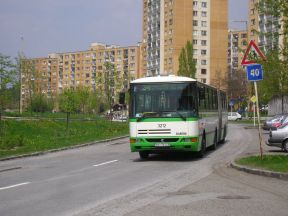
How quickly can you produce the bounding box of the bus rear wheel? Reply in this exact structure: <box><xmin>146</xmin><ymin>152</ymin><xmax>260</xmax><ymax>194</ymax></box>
<box><xmin>139</xmin><ymin>151</ymin><xmax>149</xmax><ymax>159</ymax></box>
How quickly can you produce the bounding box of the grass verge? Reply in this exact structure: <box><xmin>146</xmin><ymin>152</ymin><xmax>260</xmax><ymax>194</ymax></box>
<box><xmin>0</xmin><ymin>118</ymin><xmax>128</xmax><ymax>159</ymax></box>
<box><xmin>236</xmin><ymin>155</ymin><xmax>288</xmax><ymax>173</ymax></box>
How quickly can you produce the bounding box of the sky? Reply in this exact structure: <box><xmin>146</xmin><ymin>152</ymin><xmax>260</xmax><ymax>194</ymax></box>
<box><xmin>0</xmin><ymin>0</ymin><xmax>249</xmax><ymax>59</ymax></box>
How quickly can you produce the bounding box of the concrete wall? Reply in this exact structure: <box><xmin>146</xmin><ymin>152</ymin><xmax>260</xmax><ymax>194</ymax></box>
<box><xmin>268</xmin><ymin>95</ymin><xmax>288</xmax><ymax>116</ymax></box>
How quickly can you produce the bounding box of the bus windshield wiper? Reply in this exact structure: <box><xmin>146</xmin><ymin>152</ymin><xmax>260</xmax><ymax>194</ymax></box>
<box><xmin>175</xmin><ymin>111</ymin><xmax>186</xmax><ymax>121</ymax></box>
<box><xmin>136</xmin><ymin>112</ymin><xmax>157</xmax><ymax>122</ymax></box>
<box><xmin>159</xmin><ymin>110</ymin><xmax>186</xmax><ymax>121</ymax></box>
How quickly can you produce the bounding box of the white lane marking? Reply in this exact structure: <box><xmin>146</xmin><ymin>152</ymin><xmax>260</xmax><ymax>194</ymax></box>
<box><xmin>0</xmin><ymin>182</ymin><xmax>31</xmax><ymax>191</ymax></box>
<box><xmin>93</xmin><ymin>160</ymin><xmax>118</xmax><ymax>167</ymax></box>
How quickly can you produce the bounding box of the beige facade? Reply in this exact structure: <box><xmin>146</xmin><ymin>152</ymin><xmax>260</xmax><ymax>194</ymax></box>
<box><xmin>228</xmin><ymin>30</ymin><xmax>248</xmax><ymax>73</ymax></box>
<box><xmin>248</xmin><ymin>0</ymin><xmax>283</xmax><ymax>52</ymax></box>
<box><xmin>21</xmin><ymin>43</ymin><xmax>141</xmax><ymax>111</ymax></box>
<box><xmin>142</xmin><ymin>0</ymin><xmax>228</xmax><ymax>90</ymax></box>
<box><xmin>210</xmin><ymin>0</ymin><xmax>228</xmax><ymax>90</ymax></box>
<box><xmin>248</xmin><ymin>0</ymin><xmax>259</xmax><ymax>45</ymax></box>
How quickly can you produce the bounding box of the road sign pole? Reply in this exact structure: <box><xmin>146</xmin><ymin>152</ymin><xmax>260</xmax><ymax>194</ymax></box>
<box><xmin>253</xmin><ymin>103</ymin><xmax>256</xmax><ymax>127</ymax></box>
<box><xmin>254</xmin><ymin>81</ymin><xmax>263</xmax><ymax>159</ymax></box>
<box><xmin>242</xmin><ymin>40</ymin><xmax>266</xmax><ymax>160</ymax></box>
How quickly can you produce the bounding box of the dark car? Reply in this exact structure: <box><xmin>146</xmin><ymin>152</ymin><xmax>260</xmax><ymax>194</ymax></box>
<box><xmin>262</xmin><ymin>114</ymin><xmax>288</xmax><ymax>131</ymax></box>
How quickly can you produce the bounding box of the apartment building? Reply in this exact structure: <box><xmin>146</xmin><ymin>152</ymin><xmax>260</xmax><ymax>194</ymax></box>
<box><xmin>21</xmin><ymin>43</ymin><xmax>141</xmax><ymax>111</ymax></box>
<box><xmin>228</xmin><ymin>30</ymin><xmax>248</xmax><ymax>74</ymax></box>
<box><xmin>142</xmin><ymin>0</ymin><xmax>228</xmax><ymax>89</ymax></box>
<box><xmin>248</xmin><ymin>0</ymin><xmax>283</xmax><ymax>52</ymax></box>
<box><xmin>21</xmin><ymin>57</ymin><xmax>59</xmax><ymax>110</ymax></box>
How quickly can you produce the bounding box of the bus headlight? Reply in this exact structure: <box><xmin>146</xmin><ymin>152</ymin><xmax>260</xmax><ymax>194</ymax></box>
<box><xmin>185</xmin><ymin>138</ymin><xmax>198</xmax><ymax>143</ymax></box>
<box><xmin>130</xmin><ymin>139</ymin><xmax>136</xmax><ymax>144</ymax></box>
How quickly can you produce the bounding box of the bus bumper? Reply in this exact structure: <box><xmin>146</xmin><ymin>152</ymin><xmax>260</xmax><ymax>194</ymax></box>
<box><xmin>130</xmin><ymin>137</ymin><xmax>200</xmax><ymax>152</ymax></box>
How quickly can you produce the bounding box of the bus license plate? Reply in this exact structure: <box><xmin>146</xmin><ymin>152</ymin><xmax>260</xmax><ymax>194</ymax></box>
<box><xmin>155</xmin><ymin>143</ymin><xmax>170</xmax><ymax>147</ymax></box>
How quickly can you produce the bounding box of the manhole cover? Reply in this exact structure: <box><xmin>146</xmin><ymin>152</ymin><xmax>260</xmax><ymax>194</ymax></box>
<box><xmin>217</xmin><ymin>195</ymin><xmax>250</xmax><ymax>200</ymax></box>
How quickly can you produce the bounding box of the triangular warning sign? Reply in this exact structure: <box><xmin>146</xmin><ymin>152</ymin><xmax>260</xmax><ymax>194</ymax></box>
<box><xmin>241</xmin><ymin>40</ymin><xmax>267</xmax><ymax>65</ymax></box>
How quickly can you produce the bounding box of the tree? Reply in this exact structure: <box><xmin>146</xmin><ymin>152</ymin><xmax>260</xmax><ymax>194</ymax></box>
<box><xmin>0</xmin><ymin>54</ymin><xmax>17</xmax><ymax>123</ymax></box>
<box><xmin>21</xmin><ymin>59</ymin><xmax>36</xmax><ymax>114</ymax></box>
<box><xmin>29</xmin><ymin>93</ymin><xmax>52</xmax><ymax>113</ymax></box>
<box><xmin>227</xmin><ymin>69</ymin><xmax>249</xmax><ymax>100</ymax></box>
<box><xmin>76</xmin><ymin>86</ymin><xmax>90</xmax><ymax>113</ymax></box>
<box><xmin>59</xmin><ymin>89</ymin><xmax>80</xmax><ymax>131</ymax></box>
<box><xmin>256</xmin><ymin>0</ymin><xmax>288</xmax><ymax>112</ymax></box>
<box><xmin>257</xmin><ymin>0</ymin><xmax>288</xmax><ymax>37</ymax></box>
<box><xmin>258</xmin><ymin>50</ymin><xmax>288</xmax><ymax>112</ymax></box>
<box><xmin>178</xmin><ymin>41</ymin><xmax>197</xmax><ymax>78</ymax></box>
<box><xmin>104</xmin><ymin>61</ymin><xmax>116</xmax><ymax>117</ymax></box>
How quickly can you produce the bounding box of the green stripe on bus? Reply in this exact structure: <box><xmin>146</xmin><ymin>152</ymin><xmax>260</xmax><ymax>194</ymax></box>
<box><xmin>129</xmin><ymin>117</ymin><xmax>199</xmax><ymax>122</ymax></box>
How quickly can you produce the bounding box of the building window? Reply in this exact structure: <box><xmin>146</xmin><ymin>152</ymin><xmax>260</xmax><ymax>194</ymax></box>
<box><xmin>201</xmin><ymin>40</ymin><xmax>207</xmax><ymax>46</ymax></box>
<box><xmin>201</xmin><ymin>11</ymin><xmax>207</xmax><ymax>17</ymax></box>
<box><xmin>241</xmin><ymin>33</ymin><xmax>247</xmax><ymax>38</ymax></box>
<box><xmin>201</xmin><ymin>21</ymin><xmax>207</xmax><ymax>27</ymax></box>
<box><xmin>193</xmin><ymin>11</ymin><xmax>198</xmax><ymax>16</ymax></box>
<box><xmin>202</xmin><ymin>2</ymin><xmax>207</xmax><ymax>8</ymax></box>
<box><xmin>201</xmin><ymin>60</ymin><xmax>207</xmax><ymax>65</ymax></box>
<box><xmin>193</xmin><ymin>20</ymin><xmax>198</xmax><ymax>26</ymax></box>
<box><xmin>201</xmin><ymin>50</ymin><xmax>207</xmax><ymax>55</ymax></box>
<box><xmin>201</xmin><ymin>69</ymin><xmax>207</xmax><ymax>74</ymax></box>
<box><xmin>201</xmin><ymin>30</ymin><xmax>207</xmax><ymax>36</ymax></box>
<box><xmin>193</xmin><ymin>39</ymin><xmax>198</xmax><ymax>45</ymax></box>
<box><xmin>193</xmin><ymin>1</ymin><xmax>198</xmax><ymax>7</ymax></box>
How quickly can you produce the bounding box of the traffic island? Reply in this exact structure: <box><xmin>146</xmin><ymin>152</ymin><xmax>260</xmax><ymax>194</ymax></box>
<box><xmin>231</xmin><ymin>155</ymin><xmax>288</xmax><ymax>180</ymax></box>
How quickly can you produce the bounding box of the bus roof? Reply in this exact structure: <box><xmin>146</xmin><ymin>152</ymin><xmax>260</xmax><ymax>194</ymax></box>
<box><xmin>131</xmin><ymin>75</ymin><xmax>196</xmax><ymax>84</ymax></box>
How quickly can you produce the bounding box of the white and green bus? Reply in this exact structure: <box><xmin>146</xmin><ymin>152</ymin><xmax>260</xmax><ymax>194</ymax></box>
<box><xmin>129</xmin><ymin>75</ymin><xmax>228</xmax><ymax>159</ymax></box>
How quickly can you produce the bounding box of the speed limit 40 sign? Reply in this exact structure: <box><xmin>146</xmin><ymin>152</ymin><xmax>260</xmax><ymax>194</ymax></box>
<box><xmin>246</xmin><ymin>64</ymin><xmax>263</xmax><ymax>81</ymax></box>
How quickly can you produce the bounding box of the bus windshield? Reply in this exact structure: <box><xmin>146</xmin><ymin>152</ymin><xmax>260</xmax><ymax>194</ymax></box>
<box><xmin>130</xmin><ymin>82</ymin><xmax>198</xmax><ymax>119</ymax></box>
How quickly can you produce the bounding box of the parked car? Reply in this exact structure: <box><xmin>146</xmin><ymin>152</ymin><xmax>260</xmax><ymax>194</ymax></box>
<box><xmin>262</xmin><ymin>114</ymin><xmax>288</xmax><ymax>130</ymax></box>
<box><xmin>228</xmin><ymin>112</ymin><xmax>242</xmax><ymax>121</ymax></box>
<box><xmin>266</xmin><ymin>123</ymin><xmax>288</xmax><ymax>152</ymax></box>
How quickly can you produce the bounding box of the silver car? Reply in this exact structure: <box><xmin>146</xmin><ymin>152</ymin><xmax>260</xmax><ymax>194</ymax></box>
<box><xmin>266</xmin><ymin>123</ymin><xmax>288</xmax><ymax>152</ymax></box>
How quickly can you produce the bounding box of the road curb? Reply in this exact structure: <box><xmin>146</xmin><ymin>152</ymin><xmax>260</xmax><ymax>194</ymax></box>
<box><xmin>0</xmin><ymin>135</ymin><xmax>129</xmax><ymax>162</ymax></box>
<box><xmin>230</xmin><ymin>161</ymin><xmax>288</xmax><ymax>181</ymax></box>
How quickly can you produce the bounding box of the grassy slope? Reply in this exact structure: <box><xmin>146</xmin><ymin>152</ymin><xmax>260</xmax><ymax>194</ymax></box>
<box><xmin>0</xmin><ymin>119</ymin><xmax>128</xmax><ymax>158</ymax></box>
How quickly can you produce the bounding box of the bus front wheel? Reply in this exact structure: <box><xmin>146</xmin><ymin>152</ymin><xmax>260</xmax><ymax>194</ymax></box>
<box><xmin>197</xmin><ymin>135</ymin><xmax>206</xmax><ymax>158</ymax></box>
<box><xmin>211</xmin><ymin>129</ymin><xmax>217</xmax><ymax>150</ymax></box>
<box><xmin>139</xmin><ymin>151</ymin><xmax>149</xmax><ymax>159</ymax></box>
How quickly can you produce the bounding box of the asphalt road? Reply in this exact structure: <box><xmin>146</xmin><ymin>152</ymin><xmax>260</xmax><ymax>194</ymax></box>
<box><xmin>0</xmin><ymin>124</ymin><xmax>287</xmax><ymax>216</ymax></box>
